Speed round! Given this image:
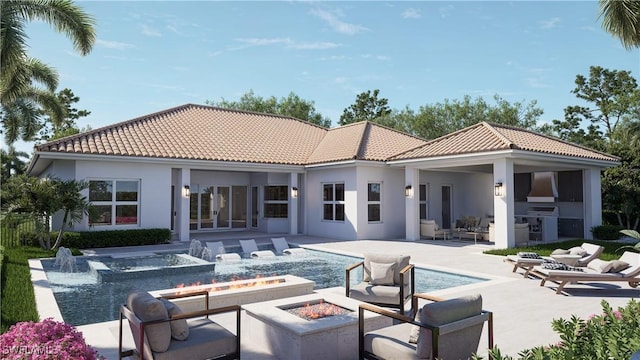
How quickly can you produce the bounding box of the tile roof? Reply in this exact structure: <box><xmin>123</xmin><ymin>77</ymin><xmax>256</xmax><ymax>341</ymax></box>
<box><xmin>306</xmin><ymin>122</ymin><xmax>428</xmax><ymax>164</ymax></box>
<box><xmin>36</xmin><ymin>104</ymin><xmax>328</xmax><ymax>165</ymax></box>
<box><xmin>391</xmin><ymin>122</ymin><xmax>619</xmax><ymax>162</ymax></box>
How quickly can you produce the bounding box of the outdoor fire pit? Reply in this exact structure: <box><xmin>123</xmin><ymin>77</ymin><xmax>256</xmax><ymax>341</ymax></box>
<box><xmin>242</xmin><ymin>291</ymin><xmax>392</xmax><ymax>360</ymax></box>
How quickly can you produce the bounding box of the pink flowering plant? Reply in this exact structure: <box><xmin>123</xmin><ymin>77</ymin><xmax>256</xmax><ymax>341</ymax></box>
<box><xmin>0</xmin><ymin>318</ymin><xmax>103</xmax><ymax>360</ymax></box>
<box><xmin>475</xmin><ymin>299</ymin><xmax>640</xmax><ymax>360</ymax></box>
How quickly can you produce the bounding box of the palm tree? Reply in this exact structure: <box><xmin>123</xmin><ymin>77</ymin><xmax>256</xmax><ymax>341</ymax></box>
<box><xmin>0</xmin><ymin>145</ymin><xmax>29</xmax><ymax>180</ymax></box>
<box><xmin>599</xmin><ymin>0</ymin><xmax>640</xmax><ymax>49</ymax></box>
<box><xmin>0</xmin><ymin>0</ymin><xmax>96</xmax><ymax>143</ymax></box>
<box><xmin>51</xmin><ymin>179</ymin><xmax>93</xmax><ymax>250</ymax></box>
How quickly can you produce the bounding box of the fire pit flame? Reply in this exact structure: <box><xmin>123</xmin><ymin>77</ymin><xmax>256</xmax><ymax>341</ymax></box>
<box><xmin>286</xmin><ymin>300</ymin><xmax>351</xmax><ymax>320</ymax></box>
<box><xmin>173</xmin><ymin>275</ymin><xmax>284</xmax><ymax>295</ymax></box>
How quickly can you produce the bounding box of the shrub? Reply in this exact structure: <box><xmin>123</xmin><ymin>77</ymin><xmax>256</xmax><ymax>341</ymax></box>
<box><xmin>52</xmin><ymin>228</ymin><xmax>172</xmax><ymax>249</ymax></box>
<box><xmin>483</xmin><ymin>299</ymin><xmax>640</xmax><ymax>359</ymax></box>
<box><xmin>591</xmin><ymin>224</ymin><xmax>625</xmax><ymax>240</ymax></box>
<box><xmin>0</xmin><ymin>318</ymin><xmax>103</xmax><ymax>359</ymax></box>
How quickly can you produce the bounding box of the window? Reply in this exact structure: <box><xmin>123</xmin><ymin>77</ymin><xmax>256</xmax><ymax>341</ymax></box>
<box><xmin>264</xmin><ymin>185</ymin><xmax>288</xmax><ymax>218</ymax></box>
<box><xmin>323</xmin><ymin>183</ymin><xmax>345</xmax><ymax>221</ymax></box>
<box><xmin>419</xmin><ymin>184</ymin><xmax>429</xmax><ymax>220</ymax></box>
<box><xmin>89</xmin><ymin>180</ymin><xmax>140</xmax><ymax>226</ymax></box>
<box><xmin>367</xmin><ymin>183</ymin><xmax>381</xmax><ymax>222</ymax></box>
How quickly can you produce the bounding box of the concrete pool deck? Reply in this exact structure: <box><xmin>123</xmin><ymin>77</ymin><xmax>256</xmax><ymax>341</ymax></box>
<box><xmin>37</xmin><ymin>235</ymin><xmax>640</xmax><ymax>359</ymax></box>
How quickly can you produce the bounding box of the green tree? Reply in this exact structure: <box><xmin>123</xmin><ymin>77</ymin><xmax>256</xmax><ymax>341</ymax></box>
<box><xmin>207</xmin><ymin>90</ymin><xmax>331</xmax><ymax>127</ymax></box>
<box><xmin>409</xmin><ymin>94</ymin><xmax>542</xmax><ymax>140</ymax></box>
<box><xmin>38</xmin><ymin>88</ymin><xmax>91</xmax><ymax>142</ymax></box>
<box><xmin>339</xmin><ymin>89</ymin><xmax>391</xmax><ymax>126</ymax></box>
<box><xmin>0</xmin><ymin>0</ymin><xmax>96</xmax><ymax>144</ymax></box>
<box><xmin>1</xmin><ymin>175</ymin><xmax>92</xmax><ymax>250</ymax></box>
<box><xmin>0</xmin><ymin>145</ymin><xmax>29</xmax><ymax>180</ymax></box>
<box><xmin>599</xmin><ymin>0</ymin><xmax>640</xmax><ymax>50</ymax></box>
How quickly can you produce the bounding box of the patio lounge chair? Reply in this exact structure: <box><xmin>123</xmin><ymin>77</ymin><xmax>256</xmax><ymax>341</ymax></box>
<box><xmin>531</xmin><ymin>251</ymin><xmax>640</xmax><ymax>294</ymax></box>
<box><xmin>239</xmin><ymin>239</ymin><xmax>275</xmax><ymax>258</ymax></box>
<box><xmin>359</xmin><ymin>293</ymin><xmax>493</xmax><ymax>360</ymax></box>
<box><xmin>204</xmin><ymin>241</ymin><xmax>225</xmax><ymax>261</ymax></box>
<box><xmin>420</xmin><ymin>220</ymin><xmax>451</xmax><ymax>240</ymax></box>
<box><xmin>346</xmin><ymin>253</ymin><xmax>415</xmax><ymax>315</ymax></box>
<box><xmin>504</xmin><ymin>242</ymin><xmax>604</xmax><ymax>277</ymax></box>
<box><xmin>119</xmin><ymin>290</ymin><xmax>240</xmax><ymax>360</ymax></box>
<box><xmin>271</xmin><ymin>237</ymin><xmax>306</xmax><ymax>255</ymax></box>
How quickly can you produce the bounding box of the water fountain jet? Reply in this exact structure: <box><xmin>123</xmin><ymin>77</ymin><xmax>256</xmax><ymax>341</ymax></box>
<box><xmin>54</xmin><ymin>247</ymin><xmax>76</xmax><ymax>272</ymax></box>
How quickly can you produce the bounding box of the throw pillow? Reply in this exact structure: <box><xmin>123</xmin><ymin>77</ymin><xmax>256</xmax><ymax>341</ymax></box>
<box><xmin>517</xmin><ymin>252</ymin><xmax>542</xmax><ymax>259</ymax></box>
<box><xmin>551</xmin><ymin>249</ymin><xmax>571</xmax><ymax>255</ymax></box>
<box><xmin>370</xmin><ymin>262</ymin><xmax>396</xmax><ymax>285</ymax></box>
<box><xmin>608</xmin><ymin>260</ymin><xmax>630</xmax><ymax>273</ymax></box>
<box><xmin>160</xmin><ymin>298</ymin><xmax>189</xmax><ymax>341</ymax></box>
<box><xmin>587</xmin><ymin>259</ymin><xmax>614</xmax><ymax>273</ymax></box>
<box><xmin>127</xmin><ymin>291</ymin><xmax>171</xmax><ymax>353</ymax></box>
<box><xmin>568</xmin><ymin>246</ymin><xmax>587</xmax><ymax>257</ymax></box>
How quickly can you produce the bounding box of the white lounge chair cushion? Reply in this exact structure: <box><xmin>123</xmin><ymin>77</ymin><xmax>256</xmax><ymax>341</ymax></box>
<box><xmin>587</xmin><ymin>259</ymin><xmax>614</xmax><ymax>273</ymax></box>
<box><xmin>251</xmin><ymin>250</ymin><xmax>276</xmax><ymax>258</ymax></box>
<box><xmin>153</xmin><ymin>318</ymin><xmax>237</xmax><ymax>360</ymax></box>
<box><xmin>363</xmin><ymin>253</ymin><xmax>410</xmax><ymax>285</ymax></box>
<box><xmin>370</xmin><ymin>262</ymin><xmax>397</xmax><ymax>285</ymax></box>
<box><xmin>216</xmin><ymin>253</ymin><xmax>241</xmax><ymax>262</ymax></box>
<box><xmin>569</xmin><ymin>246</ymin><xmax>588</xmax><ymax>257</ymax></box>
<box><xmin>552</xmin><ymin>248</ymin><xmax>571</xmax><ymax>255</ymax></box>
<box><xmin>160</xmin><ymin>298</ymin><xmax>189</xmax><ymax>341</ymax></box>
<box><xmin>283</xmin><ymin>248</ymin><xmax>306</xmax><ymax>255</ymax></box>
<box><xmin>417</xmin><ymin>294</ymin><xmax>483</xmax><ymax>360</ymax></box>
<box><xmin>127</xmin><ymin>291</ymin><xmax>171</xmax><ymax>353</ymax></box>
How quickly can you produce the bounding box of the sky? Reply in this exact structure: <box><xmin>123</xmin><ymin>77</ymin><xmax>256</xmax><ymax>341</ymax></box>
<box><xmin>7</xmin><ymin>1</ymin><xmax>640</xmax><ymax>154</ymax></box>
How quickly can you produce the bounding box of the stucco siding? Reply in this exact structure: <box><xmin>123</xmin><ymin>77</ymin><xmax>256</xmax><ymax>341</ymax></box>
<box><xmin>355</xmin><ymin>165</ymin><xmax>405</xmax><ymax>239</ymax></box>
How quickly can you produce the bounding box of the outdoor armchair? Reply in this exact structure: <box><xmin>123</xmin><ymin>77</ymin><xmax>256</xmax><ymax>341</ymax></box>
<box><xmin>346</xmin><ymin>253</ymin><xmax>415</xmax><ymax>315</ymax></box>
<box><xmin>119</xmin><ymin>290</ymin><xmax>240</xmax><ymax>360</ymax></box>
<box><xmin>359</xmin><ymin>293</ymin><xmax>493</xmax><ymax>360</ymax></box>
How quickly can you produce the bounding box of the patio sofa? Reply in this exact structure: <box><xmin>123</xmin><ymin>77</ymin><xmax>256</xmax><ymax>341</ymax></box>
<box><xmin>452</xmin><ymin>216</ymin><xmax>492</xmax><ymax>241</ymax></box>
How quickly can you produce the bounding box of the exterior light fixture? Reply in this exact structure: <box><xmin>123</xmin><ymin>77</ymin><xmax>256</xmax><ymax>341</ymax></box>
<box><xmin>494</xmin><ymin>182</ymin><xmax>503</xmax><ymax>197</ymax></box>
<box><xmin>291</xmin><ymin>186</ymin><xmax>299</xmax><ymax>198</ymax></box>
<box><xmin>183</xmin><ymin>185</ymin><xmax>190</xmax><ymax>198</ymax></box>
<box><xmin>405</xmin><ymin>185</ymin><xmax>413</xmax><ymax>197</ymax></box>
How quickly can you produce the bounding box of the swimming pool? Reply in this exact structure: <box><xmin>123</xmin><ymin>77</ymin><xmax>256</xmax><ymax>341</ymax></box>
<box><xmin>41</xmin><ymin>249</ymin><xmax>486</xmax><ymax>326</ymax></box>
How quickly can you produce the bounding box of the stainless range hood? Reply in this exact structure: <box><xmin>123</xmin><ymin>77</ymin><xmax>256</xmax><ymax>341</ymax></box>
<box><xmin>527</xmin><ymin>172</ymin><xmax>558</xmax><ymax>202</ymax></box>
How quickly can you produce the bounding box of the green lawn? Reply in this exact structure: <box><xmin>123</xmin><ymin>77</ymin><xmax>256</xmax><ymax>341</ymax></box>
<box><xmin>0</xmin><ymin>246</ymin><xmax>80</xmax><ymax>333</ymax></box>
<box><xmin>484</xmin><ymin>239</ymin><xmax>629</xmax><ymax>261</ymax></box>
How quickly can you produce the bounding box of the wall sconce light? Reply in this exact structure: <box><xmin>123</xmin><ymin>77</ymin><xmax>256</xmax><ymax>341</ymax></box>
<box><xmin>183</xmin><ymin>185</ymin><xmax>190</xmax><ymax>198</ymax></box>
<box><xmin>291</xmin><ymin>186</ymin><xmax>299</xmax><ymax>199</ymax></box>
<box><xmin>494</xmin><ymin>182</ymin><xmax>503</xmax><ymax>197</ymax></box>
<box><xmin>405</xmin><ymin>185</ymin><xmax>413</xmax><ymax>197</ymax></box>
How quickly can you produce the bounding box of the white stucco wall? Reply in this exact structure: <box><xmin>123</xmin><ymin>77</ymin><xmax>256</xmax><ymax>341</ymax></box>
<box><xmin>75</xmin><ymin>160</ymin><xmax>171</xmax><ymax>231</ymax></box>
<box><xmin>306</xmin><ymin>166</ymin><xmax>358</xmax><ymax>240</ymax></box>
<box><xmin>355</xmin><ymin>165</ymin><xmax>405</xmax><ymax>239</ymax></box>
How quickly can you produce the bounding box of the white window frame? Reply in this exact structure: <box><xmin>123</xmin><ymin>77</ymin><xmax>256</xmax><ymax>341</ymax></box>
<box><xmin>419</xmin><ymin>183</ymin><xmax>429</xmax><ymax>220</ymax></box>
<box><xmin>88</xmin><ymin>179</ymin><xmax>140</xmax><ymax>227</ymax></box>
<box><xmin>263</xmin><ymin>185</ymin><xmax>289</xmax><ymax>218</ymax></box>
<box><xmin>322</xmin><ymin>182</ymin><xmax>345</xmax><ymax>222</ymax></box>
<box><xmin>367</xmin><ymin>182</ymin><xmax>382</xmax><ymax>223</ymax></box>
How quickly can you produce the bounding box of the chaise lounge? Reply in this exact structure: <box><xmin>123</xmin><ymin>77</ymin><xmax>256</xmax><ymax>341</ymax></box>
<box><xmin>530</xmin><ymin>251</ymin><xmax>640</xmax><ymax>294</ymax></box>
<box><xmin>504</xmin><ymin>242</ymin><xmax>604</xmax><ymax>277</ymax></box>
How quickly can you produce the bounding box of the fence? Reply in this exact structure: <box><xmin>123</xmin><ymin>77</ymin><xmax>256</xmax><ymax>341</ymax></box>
<box><xmin>0</xmin><ymin>214</ymin><xmax>37</xmax><ymax>248</ymax></box>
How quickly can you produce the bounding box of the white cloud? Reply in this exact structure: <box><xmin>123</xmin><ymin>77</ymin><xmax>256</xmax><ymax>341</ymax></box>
<box><xmin>141</xmin><ymin>24</ymin><xmax>161</xmax><ymax>37</ymax></box>
<box><xmin>292</xmin><ymin>42</ymin><xmax>341</xmax><ymax>50</ymax></box>
<box><xmin>96</xmin><ymin>39</ymin><xmax>135</xmax><ymax>50</ymax></box>
<box><xmin>234</xmin><ymin>38</ymin><xmax>341</xmax><ymax>51</ymax></box>
<box><xmin>402</xmin><ymin>8</ymin><xmax>422</xmax><ymax>19</ymax></box>
<box><xmin>539</xmin><ymin>17</ymin><xmax>560</xmax><ymax>29</ymax></box>
<box><xmin>310</xmin><ymin>8</ymin><xmax>369</xmax><ymax>35</ymax></box>
<box><xmin>236</xmin><ymin>37</ymin><xmax>292</xmax><ymax>46</ymax></box>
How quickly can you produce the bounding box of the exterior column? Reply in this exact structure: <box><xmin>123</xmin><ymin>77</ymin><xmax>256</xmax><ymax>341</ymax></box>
<box><xmin>583</xmin><ymin>168</ymin><xmax>602</xmax><ymax>239</ymax></box>
<box><xmin>179</xmin><ymin>168</ymin><xmax>191</xmax><ymax>242</ymax></box>
<box><xmin>290</xmin><ymin>173</ymin><xmax>298</xmax><ymax>235</ymax></box>
<box><xmin>493</xmin><ymin>159</ymin><xmax>515</xmax><ymax>248</ymax></box>
<box><xmin>405</xmin><ymin>167</ymin><xmax>420</xmax><ymax>241</ymax></box>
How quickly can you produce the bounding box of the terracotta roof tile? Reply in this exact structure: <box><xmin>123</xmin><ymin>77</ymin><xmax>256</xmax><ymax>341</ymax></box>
<box><xmin>392</xmin><ymin>122</ymin><xmax>619</xmax><ymax>162</ymax></box>
<box><xmin>36</xmin><ymin>104</ymin><xmax>328</xmax><ymax>165</ymax></box>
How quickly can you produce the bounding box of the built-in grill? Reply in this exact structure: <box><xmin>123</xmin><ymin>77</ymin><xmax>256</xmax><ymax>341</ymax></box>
<box><xmin>520</xmin><ymin>206</ymin><xmax>559</xmax><ymax>242</ymax></box>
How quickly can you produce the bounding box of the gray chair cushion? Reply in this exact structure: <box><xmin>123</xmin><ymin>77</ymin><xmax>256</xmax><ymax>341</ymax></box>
<box><xmin>417</xmin><ymin>294</ymin><xmax>483</xmax><ymax>360</ymax></box>
<box><xmin>364</xmin><ymin>323</ymin><xmax>417</xmax><ymax>360</ymax></box>
<box><xmin>159</xmin><ymin>298</ymin><xmax>189</xmax><ymax>341</ymax></box>
<box><xmin>349</xmin><ymin>282</ymin><xmax>400</xmax><ymax>305</ymax></box>
<box><xmin>153</xmin><ymin>318</ymin><xmax>237</xmax><ymax>360</ymax></box>
<box><xmin>363</xmin><ymin>253</ymin><xmax>410</xmax><ymax>285</ymax></box>
<box><xmin>127</xmin><ymin>291</ymin><xmax>171</xmax><ymax>353</ymax></box>
<box><xmin>370</xmin><ymin>261</ymin><xmax>397</xmax><ymax>285</ymax></box>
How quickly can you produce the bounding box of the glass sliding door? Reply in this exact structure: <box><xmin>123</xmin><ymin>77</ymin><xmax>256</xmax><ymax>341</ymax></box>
<box><xmin>200</xmin><ymin>186</ymin><xmax>215</xmax><ymax>229</ymax></box>
<box><xmin>189</xmin><ymin>184</ymin><xmax>246</xmax><ymax>230</ymax></box>
<box><xmin>216</xmin><ymin>186</ymin><xmax>230</xmax><ymax>228</ymax></box>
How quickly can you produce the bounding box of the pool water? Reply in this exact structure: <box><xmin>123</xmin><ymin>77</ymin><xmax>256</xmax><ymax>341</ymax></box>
<box><xmin>42</xmin><ymin>249</ymin><xmax>486</xmax><ymax>326</ymax></box>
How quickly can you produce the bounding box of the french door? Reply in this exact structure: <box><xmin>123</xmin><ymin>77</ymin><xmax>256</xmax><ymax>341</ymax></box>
<box><xmin>190</xmin><ymin>185</ymin><xmax>232</xmax><ymax>230</ymax></box>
